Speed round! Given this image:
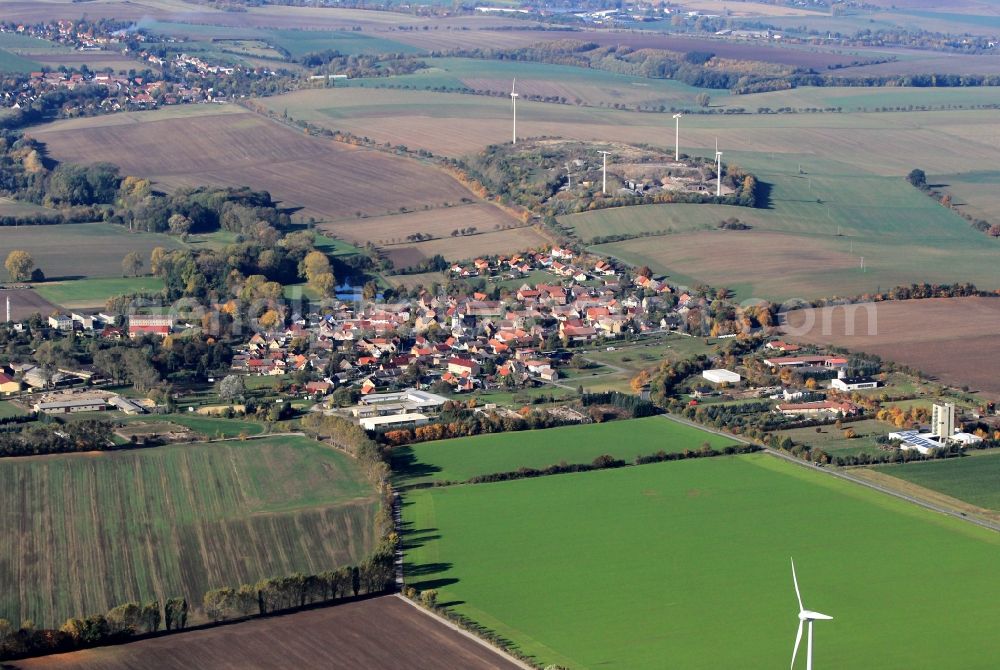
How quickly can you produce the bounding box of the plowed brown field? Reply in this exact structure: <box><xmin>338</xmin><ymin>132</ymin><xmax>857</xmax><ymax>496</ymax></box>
<box><xmin>10</xmin><ymin>596</ymin><xmax>522</xmax><ymax>670</ymax></box>
<box><xmin>783</xmin><ymin>297</ymin><xmax>1000</xmax><ymax>399</ymax></box>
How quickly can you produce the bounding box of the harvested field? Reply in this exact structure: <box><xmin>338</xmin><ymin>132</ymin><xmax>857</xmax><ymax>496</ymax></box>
<box><xmin>0</xmin><ymin>288</ymin><xmax>60</xmax><ymax>321</ymax></box>
<box><xmin>384</xmin><ymin>227</ymin><xmax>549</xmax><ymax>268</ymax></box>
<box><xmin>0</xmin><ymin>223</ymin><xmax>183</xmax><ymax>280</ymax></box>
<box><xmin>30</xmin><ymin>52</ymin><xmax>143</xmax><ymax>72</ymax></box>
<box><xmin>321</xmin><ymin>203</ymin><xmax>516</xmax><ymax>246</ymax></box>
<box><xmin>782</xmin><ymin>297</ymin><xmax>1000</xmax><ymax>399</ymax></box>
<box><xmin>10</xmin><ymin>596</ymin><xmax>522</xmax><ymax>670</ymax></box>
<box><xmin>29</xmin><ymin>106</ymin><xmax>473</xmax><ymax>224</ymax></box>
<box><xmin>578</xmin><ymin>32</ymin><xmax>860</xmax><ymax>68</ymax></box>
<box><xmin>0</xmin><ymin>436</ymin><xmax>377</xmax><ymax>628</ymax></box>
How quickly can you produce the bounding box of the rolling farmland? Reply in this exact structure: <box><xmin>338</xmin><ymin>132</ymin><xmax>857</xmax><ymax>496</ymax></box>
<box><xmin>0</xmin><ymin>436</ymin><xmax>378</xmax><ymax>628</ymax></box>
<box><xmin>0</xmin><ymin>223</ymin><xmax>183</xmax><ymax>281</ymax></box>
<box><xmin>783</xmin><ymin>297</ymin><xmax>1000</xmax><ymax>398</ymax></box>
<box><xmin>403</xmin><ymin>454</ymin><xmax>1000</xmax><ymax>669</ymax></box>
<box><xmin>9</xmin><ymin>596</ymin><xmax>522</xmax><ymax>670</ymax></box>
<box><xmin>391</xmin><ymin>416</ymin><xmax>736</xmax><ymax>487</ymax></box>
<box><xmin>383</xmin><ymin>227</ymin><xmax>549</xmax><ymax>269</ymax></box>
<box><xmin>28</xmin><ymin>106</ymin><xmax>472</xmax><ymax>224</ymax></box>
<box><xmin>319</xmin><ymin>203</ymin><xmax>517</xmax><ymax>247</ymax></box>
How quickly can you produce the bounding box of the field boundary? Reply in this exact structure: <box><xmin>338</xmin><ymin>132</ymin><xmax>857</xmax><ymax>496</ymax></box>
<box><xmin>657</xmin><ymin>413</ymin><xmax>1000</xmax><ymax>532</ymax></box>
<box><xmin>393</xmin><ymin>594</ymin><xmax>536</xmax><ymax>670</ymax></box>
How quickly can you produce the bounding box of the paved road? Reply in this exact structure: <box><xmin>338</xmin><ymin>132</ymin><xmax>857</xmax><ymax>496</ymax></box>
<box><xmin>657</xmin><ymin>413</ymin><xmax>1000</xmax><ymax>533</ymax></box>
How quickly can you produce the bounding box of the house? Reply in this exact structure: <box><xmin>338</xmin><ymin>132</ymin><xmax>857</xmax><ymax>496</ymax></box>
<box><xmin>830</xmin><ymin>376</ymin><xmax>879</xmax><ymax>391</ymax></box>
<box><xmin>702</xmin><ymin>369</ymin><xmax>741</xmax><ymax>385</ymax></box>
<box><xmin>48</xmin><ymin>314</ymin><xmax>73</xmax><ymax>331</ymax></box>
<box><xmin>447</xmin><ymin>357</ymin><xmax>480</xmax><ymax>376</ymax></box>
<box><xmin>0</xmin><ymin>373</ymin><xmax>20</xmax><ymax>395</ymax></box>
<box><xmin>129</xmin><ymin>315</ymin><xmax>174</xmax><ymax>338</ymax></box>
<box><xmin>305</xmin><ymin>381</ymin><xmax>333</xmax><ymax>396</ymax></box>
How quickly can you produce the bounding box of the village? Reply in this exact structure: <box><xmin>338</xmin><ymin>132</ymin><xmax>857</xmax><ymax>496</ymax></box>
<box><xmin>0</xmin><ymin>19</ymin><xmax>278</xmax><ymax>115</ymax></box>
<box><xmin>1</xmin><ymin>242</ymin><xmax>994</xmax><ymax>464</ymax></box>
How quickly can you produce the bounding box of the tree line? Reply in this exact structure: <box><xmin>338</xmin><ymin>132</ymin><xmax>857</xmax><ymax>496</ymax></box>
<box><xmin>0</xmin><ymin>550</ymin><xmax>395</xmax><ymax>662</ymax></box>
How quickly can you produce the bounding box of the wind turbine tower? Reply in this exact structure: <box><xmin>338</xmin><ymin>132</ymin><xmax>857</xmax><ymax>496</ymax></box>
<box><xmin>599</xmin><ymin>150</ymin><xmax>611</xmax><ymax>194</ymax></box>
<box><xmin>565</xmin><ymin>162</ymin><xmax>572</xmax><ymax>190</ymax></box>
<box><xmin>510</xmin><ymin>79</ymin><xmax>518</xmax><ymax>145</ymax></box>
<box><xmin>672</xmin><ymin>113</ymin><xmax>683</xmax><ymax>160</ymax></box>
<box><xmin>715</xmin><ymin>138</ymin><xmax>723</xmax><ymax>197</ymax></box>
<box><xmin>790</xmin><ymin>558</ymin><xmax>833</xmax><ymax>670</ymax></box>
<box><xmin>5</xmin><ymin>295</ymin><xmax>9</xmax><ymax>323</ymax></box>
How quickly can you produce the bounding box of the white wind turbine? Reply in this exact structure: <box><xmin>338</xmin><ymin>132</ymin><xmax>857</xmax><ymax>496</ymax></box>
<box><xmin>672</xmin><ymin>112</ymin><xmax>683</xmax><ymax>160</ymax></box>
<box><xmin>510</xmin><ymin>78</ymin><xmax>519</xmax><ymax>145</ymax></box>
<box><xmin>715</xmin><ymin>137</ymin><xmax>723</xmax><ymax>197</ymax></box>
<box><xmin>791</xmin><ymin>558</ymin><xmax>833</xmax><ymax>670</ymax></box>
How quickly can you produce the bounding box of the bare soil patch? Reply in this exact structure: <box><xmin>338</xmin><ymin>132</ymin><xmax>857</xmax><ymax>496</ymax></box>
<box><xmin>0</xmin><ymin>288</ymin><xmax>60</xmax><ymax>321</ymax></box>
<box><xmin>10</xmin><ymin>596</ymin><xmax>522</xmax><ymax>670</ymax></box>
<box><xmin>783</xmin><ymin>297</ymin><xmax>1000</xmax><ymax>398</ymax></box>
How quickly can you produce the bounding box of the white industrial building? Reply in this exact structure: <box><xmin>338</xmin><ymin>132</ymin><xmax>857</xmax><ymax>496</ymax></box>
<box><xmin>359</xmin><ymin>413</ymin><xmax>429</xmax><ymax>431</ymax></box>
<box><xmin>702</xmin><ymin>369</ymin><xmax>741</xmax><ymax>385</ymax></box>
<box><xmin>932</xmin><ymin>402</ymin><xmax>955</xmax><ymax>440</ymax></box>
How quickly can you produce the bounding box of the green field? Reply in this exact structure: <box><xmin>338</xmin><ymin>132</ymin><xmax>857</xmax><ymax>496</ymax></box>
<box><xmin>391</xmin><ymin>416</ymin><xmax>736</xmax><ymax>487</ymax></box>
<box><xmin>269</xmin><ymin>29</ymin><xmax>421</xmax><ymax>57</ymax></box>
<box><xmin>777</xmin><ymin>419</ymin><xmax>892</xmax><ymax>457</ymax></box>
<box><xmin>579</xmin><ymin>149</ymin><xmax>1000</xmax><ymax>300</ymax></box>
<box><xmin>403</xmin><ymin>454</ymin><xmax>1000</xmax><ymax>669</ymax></box>
<box><xmin>0</xmin><ymin>436</ymin><xmax>377</xmax><ymax>628</ymax></box>
<box><xmin>728</xmin><ymin>85</ymin><xmax>1000</xmax><ymax>113</ymax></box>
<box><xmin>0</xmin><ymin>400</ymin><xmax>26</xmax><ymax>418</ymax></box>
<box><xmin>0</xmin><ymin>223</ymin><xmax>183</xmax><ymax>281</ymax></box>
<box><xmin>34</xmin><ymin>276</ymin><xmax>165</xmax><ymax>308</ymax></box>
<box><xmin>877</xmin><ymin>451</ymin><xmax>1000</xmax><ymax>511</ymax></box>
<box><xmin>121</xmin><ymin>413</ymin><xmax>266</xmax><ymax>439</ymax></box>
<box><xmin>0</xmin><ymin>47</ymin><xmax>40</xmax><ymax>73</ymax></box>
<box><xmin>344</xmin><ymin>56</ymin><xmax>724</xmax><ymax>109</ymax></box>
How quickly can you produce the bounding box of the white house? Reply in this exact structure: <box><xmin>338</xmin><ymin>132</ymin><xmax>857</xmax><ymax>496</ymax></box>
<box><xmin>830</xmin><ymin>376</ymin><xmax>879</xmax><ymax>391</ymax></box>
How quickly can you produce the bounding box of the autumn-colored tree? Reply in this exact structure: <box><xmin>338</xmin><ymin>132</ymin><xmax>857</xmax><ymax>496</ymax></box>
<box><xmin>122</xmin><ymin>251</ymin><xmax>143</xmax><ymax>277</ymax></box>
<box><xmin>5</xmin><ymin>250</ymin><xmax>34</xmax><ymax>281</ymax></box>
<box><xmin>631</xmin><ymin>369</ymin><xmax>651</xmax><ymax>393</ymax></box>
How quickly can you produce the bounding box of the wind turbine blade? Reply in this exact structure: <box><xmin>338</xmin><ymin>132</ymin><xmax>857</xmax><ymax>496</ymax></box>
<box><xmin>791</xmin><ymin>558</ymin><xmax>804</xmax><ymax>612</ymax></box>
<box><xmin>804</xmin><ymin>611</ymin><xmax>833</xmax><ymax>621</ymax></box>
<box><xmin>512</xmin><ymin>78</ymin><xmax>516</xmax><ymax>94</ymax></box>
<box><xmin>791</xmin><ymin>620</ymin><xmax>803</xmax><ymax>669</ymax></box>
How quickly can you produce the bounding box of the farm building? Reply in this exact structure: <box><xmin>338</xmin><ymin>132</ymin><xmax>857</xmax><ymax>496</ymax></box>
<box><xmin>775</xmin><ymin>400</ymin><xmax>860</xmax><ymax>417</ymax></box>
<box><xmin>702</xmin><ymin>369</ymin><xmax>741</xmax><ymax>385</ymax></box>
<box><xmin>830</xmin><ymin>375</ymin><xmax>879</xmax><ymax>391</ymax></box>
<box><xmin>33</xmin><ymin>398</ymin><xmax>107</xmax><ymax>414</ymax></box>
<box><xmin>359</xmin><ymin>412</ymin><xmax>429</xmax><ymax>431</ymax></box>
<box><xmin>108</xmin><ymin>395</ymin><xmax>145</xmax><ymax>415</ymax></box>
<box><xmin>129</xmin><ymin>315</ymin><xmax>174</xmax><ymax>338</ymax></box>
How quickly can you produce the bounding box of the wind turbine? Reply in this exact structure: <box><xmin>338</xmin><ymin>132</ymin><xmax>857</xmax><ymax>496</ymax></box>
<box><xmin>599</xmin><ymin>150</ymin><xmax>611</xmax><ymax>194</ymax></box>
<box><xmin>715</xmin><ymin>138</ymin><xmax>723</xmax><ymax>197</ymax></box>
<box><xmin>510</xmin><ymin>79</ymin><xmax>518</xmax><ymax>145</ymax></box>
<box><xmin>672</xmin><ymin>113</ymin><xmax>683</xmax><ymax>160</ymax></box>
<box><xmin>791</xmin><ymin>558</ymin><xmax>833</xmax><ymax>670</ymax></box>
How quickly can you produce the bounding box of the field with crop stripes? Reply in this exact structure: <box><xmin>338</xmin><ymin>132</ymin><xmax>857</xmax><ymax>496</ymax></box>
<box><xmin>0</xmin><ymin>436</ymin><xmax>377</xmax><ymax>628</ymax></box>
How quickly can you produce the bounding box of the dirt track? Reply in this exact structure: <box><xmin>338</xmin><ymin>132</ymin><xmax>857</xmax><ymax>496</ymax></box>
<box><xmin>9</xmin><ymin>597</ymin><xmax>522</xmax><ymax>670</ymax></box>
